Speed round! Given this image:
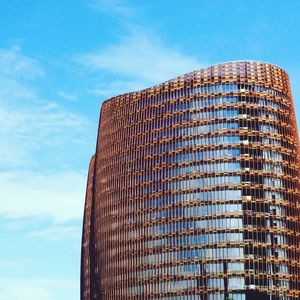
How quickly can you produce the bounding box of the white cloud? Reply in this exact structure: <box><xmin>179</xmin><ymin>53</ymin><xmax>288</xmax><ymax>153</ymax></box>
<box><xmin>0</xmin><ymin>104</ymin><xmax>87</xmax><ymax>168</ymax></box>
<box><xmin>76</xmin><ymin>30</ymin><xmax>203</xmax><ymax>90</ymax></box>
<box><xmin>91</xmin><ymin>0</ymin><xmax>132</xmax><ymax>15</ymax></box>
<box><xmin>0</xmin><ymin>278</ymin><xmax>79</xmax><ymax>300</ymax></box>
<box><xmin>90</xmin><ymin>80</ymin><xmax>147</xmax><ymax>98</ymax></box>
<box><xmin>0</xmin><ymin>46</ymin><xmax>43</xmax><ymax>80</ymax></box>
<box><xmin>0</xmin><ymin>47</ymin><xmax>85</xmax><ymax>300</ymax></box>
<box><xmin>0</xmin><ymin>171</ymin><xmax>86</xmax><ymax>223</ymax></box>
<box><xmin>28</xmin><ymin>225</ymin><xmax>81</xmax><ymax>241</ymax></box>
<box><xmin>0</xmin><ymin>75</ymin><xmax>36</xmax><ymax>102</ymax></box>
<box><xmin>0</xmin><ymin>260</ymin><xmax>21</xmax><ymax>271</ymax></box>
<box><xmin>58</xmin><ymin>91</ymin><xmax>78</xmax><ymax>101</ymax></box>
<box><xmin>0</xmin><ymin>47</ymin><xmax>89</xmax><ymax>168</ymax></box>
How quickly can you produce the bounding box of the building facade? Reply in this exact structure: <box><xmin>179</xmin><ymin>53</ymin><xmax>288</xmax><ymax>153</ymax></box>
<box><xmin>81</xmin><ymin>61</ymin><xmax>300</xmax><ymax>300</ymax></box>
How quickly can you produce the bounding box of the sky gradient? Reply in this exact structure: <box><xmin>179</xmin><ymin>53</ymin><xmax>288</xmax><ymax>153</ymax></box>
<box><xmin>1</xmin><ymin>1</ymin><xmax>300</xmax><ymax>299</ymax></box>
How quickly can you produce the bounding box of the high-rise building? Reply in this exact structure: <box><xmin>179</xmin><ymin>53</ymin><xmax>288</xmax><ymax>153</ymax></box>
<box><xmin>81</xmin><ymin>61</ymin><xmax>300</xmax><ymax>300</ymax></box>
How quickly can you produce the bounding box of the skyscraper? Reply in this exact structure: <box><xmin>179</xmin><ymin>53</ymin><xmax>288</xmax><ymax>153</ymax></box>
<box><xmin>81</xmin><ymin>61</ymin><xmax>300</xmax><ymax>300</ymax></box>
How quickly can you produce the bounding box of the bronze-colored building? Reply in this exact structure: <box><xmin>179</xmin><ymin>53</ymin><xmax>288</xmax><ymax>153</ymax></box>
<box><xmin>81</xmin><ymin>61</ymin><xmax>300</xmax><ymax>300</ymax></box>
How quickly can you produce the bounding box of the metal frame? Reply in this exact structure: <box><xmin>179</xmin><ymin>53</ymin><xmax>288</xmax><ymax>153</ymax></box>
<box><xmin>81</xmin><ymin>61</ymin><xmax>300</xmax><ymax>300</ymax></box>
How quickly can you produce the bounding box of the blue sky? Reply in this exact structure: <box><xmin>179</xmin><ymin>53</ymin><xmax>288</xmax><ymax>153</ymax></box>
<box><xmin>1</xmin><ymin>1</ymin><xmax>300</xmax><ymax>299</ymax></box>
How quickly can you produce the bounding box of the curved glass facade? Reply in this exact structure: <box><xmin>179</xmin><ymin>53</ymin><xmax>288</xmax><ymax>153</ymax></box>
<box><xmin>81</xmin><ymin>61</ymin><xmax>300</xmax><ymax>300</ymax></box>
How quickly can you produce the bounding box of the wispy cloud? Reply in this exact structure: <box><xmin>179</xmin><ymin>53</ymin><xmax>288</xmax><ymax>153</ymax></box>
<box><xmin>0</xmin><ymin>46</ymin><xmax>90</xmax><ymax>223</ymax></box>
<box><xmin>0</xmin><ymin>278</ymin><xmax>79</xmax><ymax>300</ymax></box>
<box><xmin>91</xmin><ymin>0</ymin><xmax>132</xmax><ymax>15</ymax></box>
<box><xmin>28</xmin><ymin>225</ymin><xmax>81</xmax><ymax>241</ymax></box>
<box><xmin>58</xmin><ymin>91</ymin><xmax>78</xmax><ymax>102</ymax></box>
<box><xmin>0</xmin><ymin>46</ymin><xmax>43</xmax><ymax>80</ymax></box>
<box><xmin>90</xmin><ymin>80</ymin><xmax>147</xmax><ymax>97</ymax></box>
<box><xmin>0</xmin><ymin>104</ymin><xmax>87</xmax><ymax>168</ymax></box>
<box><xmin>0</xmin><ymin>171</ymin><xmax>86</xmax><ymax>223</ymax></box>
<box><xmin>0</xmin><ymin>46</ymin><xmax>89</xmax><ymax>169</ymax></box>
<box><xmin>76</xmin><ymin>30</ymin><xmax>203</xmax><ymax>96</ymax></box>
<box><xmin>0</xmin><ymin>260</ymin><xmax>21</xmax><ymax>271</ymax></box>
